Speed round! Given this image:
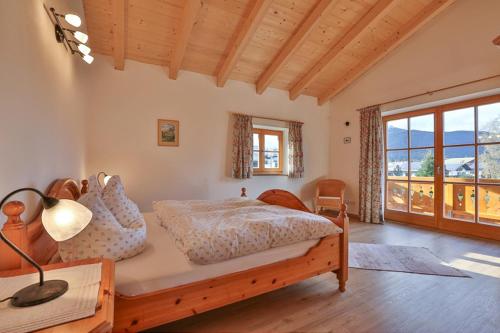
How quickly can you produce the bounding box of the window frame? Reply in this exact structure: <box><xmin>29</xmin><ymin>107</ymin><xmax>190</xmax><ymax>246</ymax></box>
<box><xmin>252</xmin><ymin>128</ymin><xmax>284</xmax><ymax>175</ymax></box>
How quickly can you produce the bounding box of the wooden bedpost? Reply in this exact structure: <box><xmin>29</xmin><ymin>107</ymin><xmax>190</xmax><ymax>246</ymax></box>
<box><xmin>81</xmin><ymin>179</ymin><xmax>89</xmax><ymax>194</ymax></box>
<box><xmin>241</xmin><ymin>187</ymin><xmax>247</xmax><ymax>197</ymax></box>
<box><xmin>0</xmin><ymin>201</ymin><xmax>28</xmax><ymax>270</ymax></box>
<box><xmin>334</xmin><ymin>204</ymin><xmax>348</xmax><ymax>292</ymax></box>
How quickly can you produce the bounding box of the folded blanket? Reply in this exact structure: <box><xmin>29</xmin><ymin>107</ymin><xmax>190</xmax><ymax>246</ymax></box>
<box><xmin>153</xmin><ymin>198</ymin><xmax>342</xmax><ymax>264</ymax></box>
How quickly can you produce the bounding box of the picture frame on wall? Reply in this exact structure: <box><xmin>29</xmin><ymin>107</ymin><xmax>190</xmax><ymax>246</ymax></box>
<box><xmin>157</xmin><ymin>119</ymin><xmax>179</xmax><ymax>147</ymax></box>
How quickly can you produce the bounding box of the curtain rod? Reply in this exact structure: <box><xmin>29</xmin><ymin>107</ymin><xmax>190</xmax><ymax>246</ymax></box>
<box><xmin>359</xmin><ymin>73</ymin><xmax>500</xmax><ymax>110</ymax></box>
<box><xmin>232</xmin><ymin>112</ymin><xmax>304</xmax><ymax>125</ymax></box>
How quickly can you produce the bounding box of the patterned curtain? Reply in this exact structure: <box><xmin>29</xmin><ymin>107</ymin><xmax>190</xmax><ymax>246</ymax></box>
<box><xmin>232</xmin><ymin>114</ymin><xmax>253</xmax><ymax>179</ymax></box>
<box><xmin>359</xmin><ymin>105</ymin><xmax>384</xmax><ymax>224</ymax></box>
<box><xmin>288</xmin><ymin>121</ymin><xmax>304</xmax><ymax>178</ymax></box>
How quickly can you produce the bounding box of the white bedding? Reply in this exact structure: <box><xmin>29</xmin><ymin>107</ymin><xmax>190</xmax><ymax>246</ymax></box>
<box><xmin>153</xmin><ymin>198</ymin><xmax>342</xmax><ymax>264</ymax></box>
<box><xmin>115</xmin><ymin>213</ymin><xmax>321</xmax><ymax>296</ymax></box>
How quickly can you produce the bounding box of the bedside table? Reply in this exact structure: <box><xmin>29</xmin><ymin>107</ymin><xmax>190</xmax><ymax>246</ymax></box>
<box><xmin>0</xmin><ymin>258</ymin><xmax>115</xmax><ymax>333</ymax></box>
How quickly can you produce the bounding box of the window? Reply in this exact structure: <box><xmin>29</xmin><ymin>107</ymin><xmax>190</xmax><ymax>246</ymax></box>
<box><xmin>252</xmin><ymin>128</ymin><xmax>284</xmax><ymax>174</ymax></box>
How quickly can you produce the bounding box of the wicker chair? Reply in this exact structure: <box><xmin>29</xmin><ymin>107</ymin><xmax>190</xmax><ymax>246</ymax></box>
<box><xmin>314</xmin><ymin>179</ymin><xmax>346</xmax><ymax>214</ymax></box>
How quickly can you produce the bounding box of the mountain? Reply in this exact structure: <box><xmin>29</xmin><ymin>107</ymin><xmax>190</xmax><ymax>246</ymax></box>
<box><xmin>387</xmin><ymin>127</ymin><xmax>487</xmax><ymax>159</ymax></box>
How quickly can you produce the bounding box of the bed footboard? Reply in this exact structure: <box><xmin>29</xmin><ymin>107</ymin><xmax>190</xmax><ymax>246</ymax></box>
<box><xmin>114</xmin><ymin>233</ymin><xmax>342</xmax><ymax>332</ymax></box>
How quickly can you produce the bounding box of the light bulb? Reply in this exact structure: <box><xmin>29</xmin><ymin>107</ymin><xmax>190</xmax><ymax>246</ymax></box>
<box><xmin>78</xmin><ymin>44</ymin><xmax>91</xmax><ymax>55</ymax></box>
<box><xmin>64</xmin><ymin>14</ymin><xmax>81</xmax><ymax>27</ymax></box>
<box><xmin>82</xmin><ymin>54</ymin><xmax>94</xmax><ymax>64</ymax></box>
<box><xmin>42</xmin><ymin>199</ymin><xmax>92</xmax><ymax>241</ymax></box>
<box><xmin>73</xmin><ymin>31</ymin><xmax>88</xmax><ymax>44</ymax></box>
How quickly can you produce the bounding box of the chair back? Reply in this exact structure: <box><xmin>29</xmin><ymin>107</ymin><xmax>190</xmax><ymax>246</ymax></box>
<box><xmin>316</xmin><ymin>179</ymin><xmax>346</xmax><ymax>198</ymax></box>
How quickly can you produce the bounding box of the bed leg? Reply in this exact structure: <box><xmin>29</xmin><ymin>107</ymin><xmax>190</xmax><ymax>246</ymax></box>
<box><xmin>334</xmin><ymin>204</ymin><xmax>348</xmax><ymax>292</ymax></box>
<box><xmin>336</xmin><ymin>270</ymin><xmax>347</xmax><ymax>292</ymax></box>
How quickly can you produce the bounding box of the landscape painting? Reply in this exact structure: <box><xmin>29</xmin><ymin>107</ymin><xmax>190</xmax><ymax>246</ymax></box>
<box><xmin>157</xmin><ymin>119</ymin><xmax>179</xmax><ymax>146</ymax></box>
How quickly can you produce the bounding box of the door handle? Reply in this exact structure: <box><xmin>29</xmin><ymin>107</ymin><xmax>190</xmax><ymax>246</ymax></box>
<box><xmin>437</xmin><ymin>166</ymin><xmax>441</xmax><ymax>175</ymax></box>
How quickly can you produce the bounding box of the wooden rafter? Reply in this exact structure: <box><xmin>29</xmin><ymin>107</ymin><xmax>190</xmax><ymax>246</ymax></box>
<box><xmin>289</xmin><ymin>0</ymin><xmax>396</xmax><ymax>101</ymax></box>
<box><xmin>216</xmin><ymin>0</ymin><xmax>273</xmax><ymax>88</ymax></box>
<box><xmin>317</xmin><ymin>0</ymin><xmax>455</xmax><ymax>105</ymax></box>
<box><xmin>169</xmin><ymin>0</ymin><xmax>203</xmax><ymax>80</ymax></box>
<box><xmin>111</xmin><ymin>0</ymin><xmax>126</xmax><ymax>70</ymax></box>
<box><xmin>255</xmin><ymin>0</ymin><xmax>335</xmax><ymax>95</ymax></box>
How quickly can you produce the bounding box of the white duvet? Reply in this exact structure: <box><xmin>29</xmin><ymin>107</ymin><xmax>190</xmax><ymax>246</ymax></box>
<box><xmin>153</xmin><ymin>198</ymin><xmax>342</xmax><ymax>264</ymax></box>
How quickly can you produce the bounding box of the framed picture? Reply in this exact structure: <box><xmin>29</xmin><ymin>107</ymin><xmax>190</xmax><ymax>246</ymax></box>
<box><xmin>157</xmin><ymin>119</ymin><xmax>179</xmax><ymax>147</ymax></box>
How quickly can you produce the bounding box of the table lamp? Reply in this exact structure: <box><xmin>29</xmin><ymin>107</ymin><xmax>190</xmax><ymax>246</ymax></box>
<box><xmin>0</xmin><ymin>187</ymin><xmax>92</xmax><ymax>307</ymax></box>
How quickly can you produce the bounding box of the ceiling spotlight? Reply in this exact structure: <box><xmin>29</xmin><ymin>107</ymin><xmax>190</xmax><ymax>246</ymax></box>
<box><xmin>82</xmin><ymin>54</ymin><xmax>94</xmax><ymax>64</ymax></box>
<box><xmin>78</xmin><ymin>43</ymin><xmax>91</xmax><ymax>55</ymax></box>
<box><xmin>64</xmin><ymin>14</ymin><xmax>82</xmax><ymax>27</ymax></box>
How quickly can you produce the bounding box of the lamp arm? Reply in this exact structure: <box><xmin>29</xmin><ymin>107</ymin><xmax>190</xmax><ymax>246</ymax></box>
<box><xmin>0</xmin><ymin>188</ymin><xmax>48</xmax><ymax>286</ymax></box>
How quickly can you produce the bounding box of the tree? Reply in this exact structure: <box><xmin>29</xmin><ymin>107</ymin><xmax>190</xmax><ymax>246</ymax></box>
<box><xmin>393</xmin><ymin>164</ymin><xmax>403</xmax><ymax>176</ymax></box>
<box><xmin>479</xmin><ymin>115</ymin><xmax>500</xmax><ymax>179</ymax></box>
<box><xmin>416</xmin><ymin>152</ymin><xmax>434</xmax><ymax>177</ymax></box>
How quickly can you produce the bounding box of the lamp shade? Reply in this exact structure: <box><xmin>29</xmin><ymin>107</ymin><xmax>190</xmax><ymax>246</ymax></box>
<box><xmin>82</xmin><ymin>54</ymin><xmax>94</xmax><ymax>64</ymax></box>
<box><xmin>103</xmin><ymin>175</ymin><xmax>112</xmax><ymax>186</ymax></box>
<box><xmin>77</xmin><ymin>44</ymin><xmax>91</xmax><ymax>55</ymax></box>
<box><xmin>73</xmin><ymin>31</ymin><xmax>89</xmax><ymax>44</ymax></box>
<box><xmin>64</xmin><ymin>14</ymin><xmax>81</xmax><ymax>27</ymax></box>
<box><xmin>41</xmin><ymin>199</ymin><xmax>92</xmax><ymax>241</ymax></box>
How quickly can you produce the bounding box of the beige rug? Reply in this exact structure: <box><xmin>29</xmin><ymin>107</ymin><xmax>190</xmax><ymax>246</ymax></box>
<box><xmin>349</xmin><ymin>243</ymin><xmax>469</xmax><ymax>277</ymax></box>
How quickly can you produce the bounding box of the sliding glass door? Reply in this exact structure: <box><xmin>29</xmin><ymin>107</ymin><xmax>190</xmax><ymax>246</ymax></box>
<box><xmin>384</xmin><ymin>95</ymin><xmax>500</xmax><ymax>240</ymax></box>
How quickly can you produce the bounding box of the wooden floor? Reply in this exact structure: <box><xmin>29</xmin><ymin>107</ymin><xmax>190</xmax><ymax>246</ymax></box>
<box><xmin>145</xmin><ymin>220</ymin><xmax>500</xmax><ymax>333</ymax></box>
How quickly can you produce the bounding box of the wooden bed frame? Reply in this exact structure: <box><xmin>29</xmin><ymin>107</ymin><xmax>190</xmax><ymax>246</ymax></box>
<box><xmin>0</xmin><ymin>179</ymin><xmax>349</xmax><ymax>333</ymax></box>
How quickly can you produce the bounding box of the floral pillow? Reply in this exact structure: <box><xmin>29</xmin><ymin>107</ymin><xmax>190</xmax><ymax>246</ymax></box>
<box><xmin>101</xmin><ymin>176</ymin><xmax>143</xmax><ymax>228</ymax></box>
<box><xmin>58</xmin><ymin>191</ymin><xmax>146</xmax><ymax>262</ymax></box>
<box><xmin>86</xmin><ymin>174</ymin><xmax>102</xmax><ymax>194</ymax></box>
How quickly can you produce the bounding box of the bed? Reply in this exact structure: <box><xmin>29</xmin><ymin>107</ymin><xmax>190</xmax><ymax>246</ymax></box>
<box><xmin>0</xmin><ymin>179</ymin><xmax>349</xmax><ymax>332</ymax></box>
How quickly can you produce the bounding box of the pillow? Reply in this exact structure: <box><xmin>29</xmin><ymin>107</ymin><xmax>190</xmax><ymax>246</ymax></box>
<box><xmin>86</xmin><ymin>174</ymin><xmax>102</xmax><ymax>194</ymax></box>
<box><xmin>101</xmin><ymin>176</ymin><xmax>143</xmax><ymax>228</ymax></box>
<box><xmin>58</xmin><ymin>191</ymin><xmax>146</xmax><ymax>262</ymax></box>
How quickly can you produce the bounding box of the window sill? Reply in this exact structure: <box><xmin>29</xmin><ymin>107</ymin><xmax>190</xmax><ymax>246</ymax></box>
<box><xmin>253</xmin><ymin>173</ymin><xmax>288</xmax><ymax>176</ymax></box>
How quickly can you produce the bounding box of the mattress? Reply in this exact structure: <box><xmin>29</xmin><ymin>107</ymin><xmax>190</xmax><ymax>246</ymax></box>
<box><xmin>115</xmin><ymin>213</ymin><xmax>320</xmax><ymax>297</ymax></box>
<box><xmin>153</xmin><ymin>198</ymin><xmax>341</xmax><ymax>264</ymax></box>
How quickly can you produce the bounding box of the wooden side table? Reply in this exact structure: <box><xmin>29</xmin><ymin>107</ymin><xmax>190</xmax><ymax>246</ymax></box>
<box><xmin>0</xmin><ymin>258</ymin><xmax>115</xmax><ymax>333</ymax></box>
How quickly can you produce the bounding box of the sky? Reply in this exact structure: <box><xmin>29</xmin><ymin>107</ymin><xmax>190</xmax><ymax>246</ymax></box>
<box><xmin>388</xmin><ymin>102</ymin><xmax>500</xmax><ymax>132</ymax></box>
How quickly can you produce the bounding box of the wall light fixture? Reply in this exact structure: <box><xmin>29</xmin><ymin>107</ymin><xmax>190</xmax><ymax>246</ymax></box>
<box><xmin>43</xmin><ymin>4</ymin><xmax>94</xmax><ymax>64</ymax></box>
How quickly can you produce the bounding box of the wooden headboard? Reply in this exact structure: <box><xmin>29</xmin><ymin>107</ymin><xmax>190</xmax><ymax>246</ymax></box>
<box><xmin>0</xmin><ymin>179</ymin><xmax>83</xmax><ymax>271</ymax></box>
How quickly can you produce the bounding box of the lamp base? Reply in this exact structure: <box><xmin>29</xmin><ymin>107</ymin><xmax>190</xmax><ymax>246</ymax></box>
<box><xmin>11</xmin><ymin>280</ymin><xmax>68</xmax><ymax>307</ymax></box>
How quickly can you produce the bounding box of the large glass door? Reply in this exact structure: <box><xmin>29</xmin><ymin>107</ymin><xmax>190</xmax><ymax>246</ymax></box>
<box><xmin>439</xmin><ymin>98</ymin><xmax>500</xmax><ymax>239</ymax></box>
<box><xmin>384</xmin><ymin>95</ymin><xmax>500</xmax><ymax>240</ymax></box>
<box><xmin>385</xmin><ymin>111</ymin><xmax>436</xmax><ymax>227</ymax></box>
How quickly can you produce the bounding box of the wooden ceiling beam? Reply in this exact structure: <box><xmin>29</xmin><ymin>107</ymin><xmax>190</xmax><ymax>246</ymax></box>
<box><xmin>111</xmin><ymin>0</ymin><xmax>126</xmax><ymax>70</ymax></box>
<box><xmin>216</xmin><ymin>0</ymin><xmax>273</xmax><ymax>88</ymax></box>
<box><xmin>317</xmin><ymin>0</ymin><xmax>455</xmax><ymax>105</ymax></box>
<box><xmin>255</xmin><ymin>0</ymin><xmax>335</xmax><ymax>95</ymax></box>
<box><xmin>288</xmin><ymin>0</ymin><xmax>395</xmax><ymax>101</ymax></box>
<box><xmin>169</xmin><ymin>0</ymin><xmax>203</xmax><ymax>80</ymax></box>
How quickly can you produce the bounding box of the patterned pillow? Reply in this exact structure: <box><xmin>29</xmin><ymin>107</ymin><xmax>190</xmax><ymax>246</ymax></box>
<box><xmin>87</xmin><ymin>174</ymin><xmax>102</xmax><ymax>194</ymax></box>
<box><xmin>58</xmin><ymin>191</ymin><xmax>147</xmax><ymax>262</ymax></box>
<box><xmin>101</xmin><ymin>176</ymin><xmax>143</xmax><ymax>228</ymax></box>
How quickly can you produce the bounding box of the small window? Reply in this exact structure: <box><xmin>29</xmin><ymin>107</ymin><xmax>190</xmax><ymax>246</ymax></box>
<box><xmin>253</xmin><ymin>128</ymin><xmax>284</xmax><ymax>174</ymax></box>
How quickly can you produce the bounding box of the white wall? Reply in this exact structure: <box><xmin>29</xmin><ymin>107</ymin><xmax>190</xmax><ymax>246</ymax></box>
<box><xmin>0</xmin><ymin>0</ymin><xmax>88</xmax><ymax>222</ymax></box>
<box><xmin>328</xmin><ymin>0</ymin><xmax>500</xmax><ymax>214</ymax></box>
<box><xmin>85</xmin><ymin>59</ymin><xmax>330</xmax><ymax>211</ymax></box>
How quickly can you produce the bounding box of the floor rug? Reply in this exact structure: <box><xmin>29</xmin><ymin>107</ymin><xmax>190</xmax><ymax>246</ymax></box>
<box><xmin>349</xmin><ymin>242</ymin><xmax>469</xmax><ymax>277</ymax></box>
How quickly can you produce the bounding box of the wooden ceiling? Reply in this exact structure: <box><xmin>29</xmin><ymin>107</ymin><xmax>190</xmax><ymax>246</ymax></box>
<box><xmin>83</xmin><ymin>0</ymin><xmax>455</xmax><ymax>105</ymax></box>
